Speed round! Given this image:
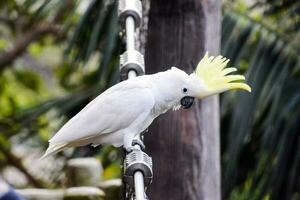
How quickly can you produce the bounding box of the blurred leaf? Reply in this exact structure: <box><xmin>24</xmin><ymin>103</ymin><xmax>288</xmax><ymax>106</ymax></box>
<box><xmin>221</xmin><ymin>5</ymin><xmax>300</xmax><ymax>200</ymax></box>
<box><xmin>14</xmin><ymin>70</ymin><xmax>43</xmax><ymax>91</ymax></box>
<box><xmin>103</xmin><ymin>163</ymin><xmax>122</xmax><ymax>180</ymax></box>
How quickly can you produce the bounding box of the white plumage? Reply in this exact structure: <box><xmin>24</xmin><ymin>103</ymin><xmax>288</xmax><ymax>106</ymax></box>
<box><xmin>42</xmin><ymin>53</ymin><xmax>251</xmax><ymax>158</ymax></box>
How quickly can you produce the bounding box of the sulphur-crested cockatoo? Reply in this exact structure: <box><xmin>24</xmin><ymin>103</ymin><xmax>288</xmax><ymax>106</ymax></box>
<box><xmin>42</xmin><ymin>53</ymin><xmax>251</xmax><ymax>158</ymax></box>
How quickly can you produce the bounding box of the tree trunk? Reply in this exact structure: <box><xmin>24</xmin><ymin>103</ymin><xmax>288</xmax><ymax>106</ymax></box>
<box><xmin>144</xmin><ymin>0</ymin><xmax>221</xmax><ymax>199</ymax></box>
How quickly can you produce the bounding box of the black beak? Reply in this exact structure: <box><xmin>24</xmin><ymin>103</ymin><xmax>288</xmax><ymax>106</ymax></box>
<box><xmin>180</xmin><ymin>96</ymin><xmax>195</xmax><ymax>109</ymax></box>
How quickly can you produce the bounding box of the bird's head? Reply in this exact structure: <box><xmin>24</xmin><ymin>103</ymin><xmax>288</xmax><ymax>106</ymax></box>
<box><xmin>168</xmin><ymin>52</ymin><xmax>251</xmax><ymax>109</ymax></box>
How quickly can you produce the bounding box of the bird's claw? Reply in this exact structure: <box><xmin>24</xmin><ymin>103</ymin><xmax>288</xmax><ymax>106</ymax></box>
<box><xmin>132</xmin><ymin>139</ymin><xmax>145</xmax><ymax>150</ymax></box>
<box><xmin>124</xmin><ymin>140</ymin><xmax>145</xmax><ymax>153</ymax></box>
<box><xmin>125</xmin><ymin>146</ymin><xmax>135</xmax><ymax>153</ymax></box>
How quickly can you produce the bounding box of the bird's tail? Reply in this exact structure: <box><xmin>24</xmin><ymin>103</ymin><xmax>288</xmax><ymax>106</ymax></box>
<box><xmin>40</xmin><ymin>142</ymin><xmax>68</xmax><ymax>160</ymax></box>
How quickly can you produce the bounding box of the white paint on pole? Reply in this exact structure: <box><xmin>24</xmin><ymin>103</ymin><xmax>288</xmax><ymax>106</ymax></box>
<box><xmin>134</xmin><ymin>171</ymin><xmax>145</xmax><ymax>200</ymax></box>
<box><xmin>128</xmin><ymin>70</ymin><xmax>137</xmax><ymax>79</ymax></box>
<box><xmin>126</xmin><ymin>16</ymin><xmax>136</xmax><ymax>51</ymax></box>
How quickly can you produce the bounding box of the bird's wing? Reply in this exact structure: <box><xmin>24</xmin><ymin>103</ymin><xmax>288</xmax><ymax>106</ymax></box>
<box><xmin>49</xmin><ymin>79</ymin><xmax>155</xmax><ymax>145</ymax></box>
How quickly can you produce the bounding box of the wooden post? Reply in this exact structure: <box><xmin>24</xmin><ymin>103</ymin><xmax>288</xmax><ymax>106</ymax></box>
<box><xmin>144</xmin><ymin>0</ymin><xmax>221</xmax><ymax>199</ymax></box>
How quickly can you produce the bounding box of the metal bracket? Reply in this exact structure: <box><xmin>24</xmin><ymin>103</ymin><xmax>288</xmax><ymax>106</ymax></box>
<box><xmin>123</xmin><ymin>149</ymin><xmax>153</xmax><ymax>187</ymax></box>
<box><xmin>118</xmin><ymin>0</ymin><xmax>142</xmax><ymax>28</ymax></box>
<box><xmin>120</xmin><ymin>50</ymin><xmax>145</xmax><ymax>80</ymax></box>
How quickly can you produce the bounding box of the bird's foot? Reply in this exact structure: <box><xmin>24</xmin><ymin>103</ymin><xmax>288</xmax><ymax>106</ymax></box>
<box><xmin>125</xmin><ymin>146</ymin><xmax>135</xmax><ymax>153</ymax></box>
<box><xmin>124</xmin><ymin>139</ymin><xmax>145</xmax><ymax>153</ymax></box>
<box><xmin>132</xmin><ymin>139</ymin><xmax>145</xmax><ymax>151</ymax></box>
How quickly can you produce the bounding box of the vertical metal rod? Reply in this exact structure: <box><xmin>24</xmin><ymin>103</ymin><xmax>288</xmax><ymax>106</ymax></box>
<box><xmin>124</xmin><ymin>14</ymin><xmax>146</xmax><ymax>200</ymax></box>
<box><xmin>125</xmin><ymin>16</ymin><xmax>138</xmax><ymax>78</ymax></box>
<box><xmin>128</xmin><ymin>69</ymin><xmax>137</xmax><ymax>78</ymax></box>
<box><xmin>134</xmin><ymin>171</ymin><xmax>145</xmax><ymax>200</ymax></box>
<box><xmin>125</xmin><ymin>16</ymin><xmax>136</xmax><ymax>51</ymax></box>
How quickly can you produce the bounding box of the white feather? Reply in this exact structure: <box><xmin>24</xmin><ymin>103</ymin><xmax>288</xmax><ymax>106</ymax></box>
<box><xmin>43</xmin><ymin>67</ymin><xmax>193</xmax><ymax>157</ymax></box>
<box><xmin>45</xmin><ymin>78</ymin><xmax>155</xmax><ymax>155</ymax></box>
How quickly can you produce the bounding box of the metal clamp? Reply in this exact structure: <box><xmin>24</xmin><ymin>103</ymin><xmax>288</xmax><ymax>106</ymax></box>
<box><xmin>120</xmin><ymin>50</ymin><xmax>145</xmax><ymax>80</ymax></box>
<box><xmin>118</xmin><ymin>0</ymin><xmax>142</xmax><ymax>28</ymax></box>
<box><xmin>124</xmin><ymin>149</ymin><xmax>153</xmax><ymax>187</ymax></box>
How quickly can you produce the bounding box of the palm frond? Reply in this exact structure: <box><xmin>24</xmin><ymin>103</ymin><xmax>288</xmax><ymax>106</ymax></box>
<box><xmin>221</xmin><ymin>7</ymin><xmax>300</xmax><ymax>200</ymax></box>
<box><xmin>65</xmin><ymin>0</ymin><xmax>119</xmax><ymax>85</ymax></box>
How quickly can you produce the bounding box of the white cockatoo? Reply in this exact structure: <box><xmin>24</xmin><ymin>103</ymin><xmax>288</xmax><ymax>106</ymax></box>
<box><xmin>42</xmin><ymin>53</ymin><xmax>251</xmax><ymax>158</ymax></box>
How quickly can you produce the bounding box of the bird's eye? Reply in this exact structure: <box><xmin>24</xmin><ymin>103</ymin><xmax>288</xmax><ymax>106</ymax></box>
<box><xmin>183</xmin><ymin>88</ymin><xmax>188</xmax><ymax>93</ymax></box>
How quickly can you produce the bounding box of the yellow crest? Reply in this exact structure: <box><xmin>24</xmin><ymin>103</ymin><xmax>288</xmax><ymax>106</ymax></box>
<box><xmin>195</xmin><ymin>52</ymin><xmax>251</xmax><ymax>93</ymax></box>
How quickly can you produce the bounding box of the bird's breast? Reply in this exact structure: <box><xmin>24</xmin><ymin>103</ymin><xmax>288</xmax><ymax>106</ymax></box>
<box><xmin>152</xmin><ymin>100</ymin><xmax>178</xmax><ymax>117</ymax></box>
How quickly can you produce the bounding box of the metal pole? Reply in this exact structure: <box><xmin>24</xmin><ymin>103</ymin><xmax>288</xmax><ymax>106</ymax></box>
<box><xmin>134</xmin><ymin>171</ymin><xmax>145</xmax><ymax>200</ymax></box>
<box><xmin>125</xmin><ymin>15</ymin><xmax>138</xmax><ymax>87</ymax></box>
<box><xmin>119</xmin><ymin>1</ymin><xmax>153</xmax><ymax>199</ymax></box>
<box><xmin>125</xmin><ymin>16</ymin><xmax>136</xmax><ymax>51</ymax></box>
<box><xmin>128</xmin><ymin>69</ymin><xmax>137</xmax><ymax>79</ymax></box>
<box><xmin>125</xmin><ymin>17</ymin><xmax>145</xmax><ymax>199</ymax></box>
<box><xmin>125</xmin><ymin>16</ymin><xmax>139</xmax><ymax>80</ymax></box>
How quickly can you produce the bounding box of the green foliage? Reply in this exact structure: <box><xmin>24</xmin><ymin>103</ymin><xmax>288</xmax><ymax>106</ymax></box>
<box><xmin>98</xmin><ymin>146</ymin><xmax>122</xmax><ymax>180</ymax></box>
<box><xmin>66</xmin><ymin>0</ymin><xmax>120</xmax><ymax>86</ymax></box>
<box><xmin>0</xmin><ymin>0</ymin><xmax>120</xmax><ymax>188</ymax></box>
<box><xmin>221</xmin><ymin>2</ymin><xmax>300</xmax><ymax>199</ymax></box>
<box><xmin>0</xmin><ymin>69</ymin><xmax>47</xmax><ymax>116</ymax></box>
